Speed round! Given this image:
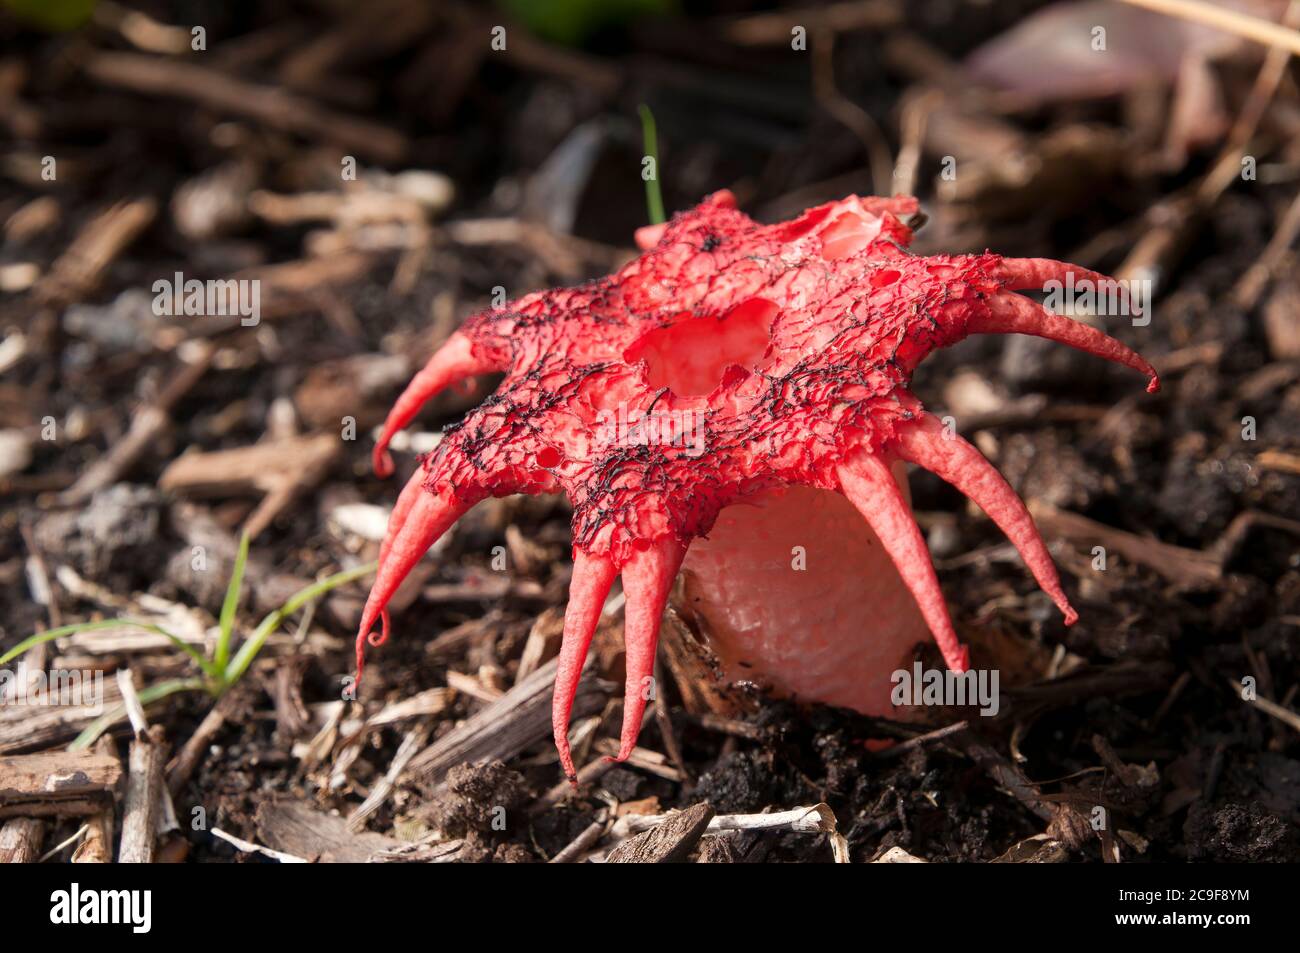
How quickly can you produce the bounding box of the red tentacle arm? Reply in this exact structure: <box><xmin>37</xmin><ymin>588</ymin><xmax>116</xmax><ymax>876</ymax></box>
<box><xmin>355</xmin><ymin>436</ymin><xmax>503</xmax><ymax>686</ymax></box>
<box><xmin>969</xmin><ymin>292</ymin><xmax>1160</xmax><ymax>393</ymax></box>
<box><xmin>837</xmin><ymin>446</ymin><xmax>970</xmax><ymax>674</ymax></box>
<box><xmin>377</xmin><ymin>466</ymin><xmax>429</xmax><ymax>570</ymax></box>
<box><xmin>613</xmin><ymin>539</ymin><xmax>688</xmax><ymax>762</ymax></box>
<box><xmin>372</xmin><ymin>331</ymin><xmax>498</xmax><ymax>477</ymax></box>
<box><xmin>552</xmin><ymin>549</ymin><xmax>618</xmax><ymax>780</ymax></box>
<box><xmin>990</xmin><ymin>256</ymin><xmax>1121</xmax><ymax>296</ymax></box>
<box><xmin>355</xmin><ymin>482</ymin><xmax>474</xmax><ymax>685</ymax></box>
<box><xmin>892</xmin><ymin>412</ymin><xmax>1077</xmax><ymax>624</ymax></box>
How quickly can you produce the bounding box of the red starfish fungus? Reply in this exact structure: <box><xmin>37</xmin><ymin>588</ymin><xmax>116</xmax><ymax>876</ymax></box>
<box><xmin>359</xmin><ymin>190</ymin><xmax>1158</xmax><ymax>779</ymax></box>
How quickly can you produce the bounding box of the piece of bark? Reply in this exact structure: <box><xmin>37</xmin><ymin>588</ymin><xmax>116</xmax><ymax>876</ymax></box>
<box><xmin>408</xmin><ymin>655</ymin><xmax>607</xmax><ymax>788</ymax></box>
<box><xmin>33</xmin><ymin>198</ymin><xmax>157</xmax><ymax>309</ymax></box>
<box><xmin>990</xmin><ymin>834</ymin><xmax>1069</xmax><ymax>863</ymax></box>
<box><xmin>695</xmin><ymin>835</ymin><xmax>738</xmax><ymax>863</ymax></box>
<box><xmin>657</xmin><ymin>600</ymin><xmax>750</xmax><ymax>717</ymax></box>
<box><xmin>365</xmin><ymin>687</ymin><xmax>454</xmax><ymax>728</ymax></box>
<box><xmin>159</xmin><ymin>432</ymin><xmax>340</xmax><ymax>539</ymax></box>
<box><xmin>119</xmin><ymin>726</ymin><xmax>167</xmax><ymax>863</ymax></box>
<box><xmin>72</xmin><ymin>737</ymin><xmax>118</xmax><ymax>863</ymax></box>
<box><xmin>0</xmin><ymin>818</ymin><xmax>46</xmax><ymax>863</ymax></box>
<box><xmin>442</xmin><ymin>670</ymin><xmax>503</xmax><ymax>704</ymax></box>
<box><xmin>0</xmin><ymin>678</ymin><xmax>126</xmax><ymax>754</ymax></box>
<box><xmin>4</xmin><ymin>195</ymin><xmax>60</xmax><ymax>245</ymax></box>
<box><xmin>606</xmin><ymin>802</ymin><xmax>714</xmax><ymax>863</ymax></box>
<box><xmin>874</xmin><ymin>846</ymin><xmax>928</xmax><ymax>863</ymax></box>
<box><xmin>172</xmin><ymin>159</ymin><xmax>258</xmax><ymax>241</ymax></box>
<box><xmin>514</xmin><ymin>607</ymin><xmax>564</xmax><ymax>685</ymax></box>
<box><xmin>368</xmin><ymin>837</ymin><xmax>466</xmax><ymax>863</ymax></box>
<box><xmin>254</xmin><ymin>801</ymin><xmax>402</xmax><ymax>863</ymax></box>
<box><xmin>249</xmin><ymin>187</ymin><xmax>441</xmax><ymax>229</ymax></box>
<box><xmin>0</xmin><ymin>748</ymin><xmax>123</xmax><ymax>818</ymax></box>
<box><xmin>294</xmin><ymin>353</ymin><xmax>411</xmax><ymax>431</ymax></box>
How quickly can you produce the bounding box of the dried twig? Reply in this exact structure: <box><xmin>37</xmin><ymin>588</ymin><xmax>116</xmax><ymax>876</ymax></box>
<box><xmin>1228</xmin><ymin>679</ymin><xmax>1300</xmax><ymax>734</ymax></box>
<box><xmin>869</xmin><ymin>720</ymin><xmax>968</xmax><ymax>760</ymax></box>
<box><xmin>408</xmin><ymin>655</ymin><xmax>608</xmax><ymax>787</ymax></box>
<box><xmin>84</xmin><ymin>52</ymin><xmax>408</xmax><ymax>162</ymax></box>
<box><xmin>548</xmin><ymin>820</ymin><xmax>605</xmax><ymax>863</ymax></box>
<box><xmin>615</xmin><ymin>803</ymin><xmax>838</xmax><ymax>837</ymax></box>
<box><xmin>167</xmin><ymin>688</ymin><xmax>247</xmax><ymax>796</ymax></box>
<box><xmin>346</xmin><ymin>725</ymin><xmax>429</xmax><ymax>831</ymax></box>
<box><xmin>72</xmin><ymin>738</ymin><xmax>119</xmax><ymax>863</ymax></box>
<box><xmin>1232</xmin><ymin>188</ymin><xmax>1300</xmax><ymax>309</ymax></box>
<box><xmin>158</xmin><ymin>432</ymin><xmax>340</xmax><ymax>540</ymax></box>
<box><xmin>958</xmin><ymin>736</ymin><xmax>1056</xmax><ymax>825</ymax></box>
<box><xmin>1029</xmin><ymin>501</ymin><xmax>1221</xmax><ymax>587</ymax></box>
<box><xmin>62</xmin><ymin>343</ymin><xmax>215</xmax><ymax>504</ymax></box>
<box><xmin>689</xmin><ymin>712</ymin><xmax>763</xmax><ymax>741</ymax></box>
<box><xmin>593</xmin><ymin>736</ymin><xmax>683</xmax><ymax>782</ymax></box>
<box><xmin>211</xmin><ymin>827</ymin><xmax>309</xmax><ymax>863</ymax></box>
<box><xmin>652</xmin><ymin>655</ymin><xmax>689</xmax><ymax>783</ymax></box>
<box><xmin>119</xmin><ymin>726</ymin><xmax>167</xmax><ymax>863</ymax></box>
<box><xmin>443</xmin><ymin>218</ymin><xmax>628</xmax><ymax>280</ymax></box>
<box><xmin>33</xmin><ymin>198</ymin><xmax>157</xmax><ymax>309</ymax></box>
<box><xmin>721</xmin><ymin>0</ymin><xmax>900</xmax><ymax>45</ymax></box>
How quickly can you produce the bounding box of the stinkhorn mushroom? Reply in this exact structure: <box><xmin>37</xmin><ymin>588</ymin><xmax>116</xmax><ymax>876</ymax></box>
<box><xmin>359</xmin><ymin>190</ymin><xmax>1158</xmax><ymax>779</ymax></box>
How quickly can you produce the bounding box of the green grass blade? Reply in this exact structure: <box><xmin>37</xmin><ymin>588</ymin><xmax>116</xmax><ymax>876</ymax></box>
<box><xmin>0</xmin><ymin>619</ymin><xmax>219</xmax><ymax>679</ymax></box>
<box><xmin>214</xmin><ymin>532</ymin><xmax>251</xmax><ymax>674</ymax></box>
<box><xmin>69</xmin><ymin>677</ymin><xmax>204</xmax><ymax>750</ymax></box>
<box><xmin>638</xmin><ymin>104</ymin><xmax>666</xmax><ymax>226</ymax></box>
<box><xmin>222</xmin><ymin>562</ymin><xmax>376</xmax><ymax>688</ymax></box>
